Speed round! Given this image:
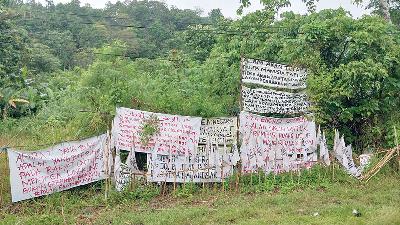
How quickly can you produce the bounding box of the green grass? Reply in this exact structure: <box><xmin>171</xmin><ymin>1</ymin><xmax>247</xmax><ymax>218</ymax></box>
<box><xmin>1</xmin><ymin>162</ymin><xmax>399</xmax><ymax>225</ymax></box>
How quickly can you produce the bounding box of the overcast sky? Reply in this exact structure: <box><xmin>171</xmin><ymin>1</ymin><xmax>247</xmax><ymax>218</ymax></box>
<box><xmin>38</xmin><ymin>0</ymin><xmax>371</xmax><ymax>19</ymax></box>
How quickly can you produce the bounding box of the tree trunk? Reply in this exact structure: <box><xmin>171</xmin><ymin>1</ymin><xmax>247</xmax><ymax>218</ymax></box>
<box><xmin>380</xmin><ymin>0</ymin><xmax>392</xmax><ymax>23</ymax></box>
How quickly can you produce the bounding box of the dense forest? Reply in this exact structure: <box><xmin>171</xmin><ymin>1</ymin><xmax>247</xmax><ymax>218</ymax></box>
<box><xmin>1</xmin><ymin>0</ymin><xmax>400</xmax><ymax>153</ymax></box>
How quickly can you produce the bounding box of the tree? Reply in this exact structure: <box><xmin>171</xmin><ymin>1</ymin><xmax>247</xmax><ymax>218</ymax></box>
<box><xmin>354</xmin><ymin>0</ymin><xmax>400</xmax><ymax>24</ymax></box>
<box><xmin>0</xmin><ymin>10</ymin><xmax>27</xmax><ymax>88</ymax></box>
<box><xmin>238</xmin><ymin>0</ymin><xmax>319</xmax><ymax>15</ymax></box>
<box><xmin>206</xmin><ymin>8</ymin><xmax>400</xmax><ymax>150</ymax></box>
<box><xmin>208</xmin><ymin>8</ymin><xmax>224</xmax><ymax>24</ymax></box>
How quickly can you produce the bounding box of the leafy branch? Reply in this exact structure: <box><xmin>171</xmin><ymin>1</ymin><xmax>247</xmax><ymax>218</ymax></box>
<box><xmin>140</xmin><ymin>114</ymin><xmax>160</xmax><ymax>146</ymax></box>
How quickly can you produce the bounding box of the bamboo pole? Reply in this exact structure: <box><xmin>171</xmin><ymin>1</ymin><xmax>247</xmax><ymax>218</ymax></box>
<box><xmin>0</xmin><ymin>153</ymin><xmax>3</xmax><ymax>207</ymax></box>
<box><xmin>365</xmin><ymin>152</ymin><xmax>396</xmax><ymax>182</ymax></box>
<box><xmin>221</xmin><ymin>163</ymin><xmax>225</xmax><ymax>193</ymax></box>
<box><xmin>394</xmin><ymin>126</ymin><xmax>399</xmax><ymax>172</ymax></box>
<box><xmin>361</xmin><ymin>145</ymin><xmax>398</xmax><ymax>181</ymax></box>
<box><xmin>104</xmin><ymin>132</ymin><xmax>110</xmax><ymax>200</ymax></box>
<box><xmin>0</xmin><ymin>180</ymin><xmax>3</xmax><ymax>207</ymax></box>
<box><xmin>235</xmin><ymin>164</ymin><xmax>240</xmax><ymax>193</ymax></box>
<box><xmin>173</xmin><ymin>167</ymin><xmax>177</xmax><ymax>192</ymax></box>
<box><xmin>238</xmin><ymin>56</ymin><xmax>244</xmax><ymax>192</ymax></box>
<box><xmin>61</xmin><ymin>195</ymin><xmax>67</xmax><ymax>225</ymax></box>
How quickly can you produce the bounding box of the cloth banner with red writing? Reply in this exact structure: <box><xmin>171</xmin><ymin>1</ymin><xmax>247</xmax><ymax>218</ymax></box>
<box><xmin>239</xmin><ymin>111</ymin><xmax>317</xmax><ymax>174</ymax></box>
<box><xmin>7</xmin><ymin>134</ymin><xmax>110</xmax><ymax>202</ymax></box>
<box><xmin>112</xmin><ymin>107</ymin><xmax>202</xmax><ymax>156</ymax></box>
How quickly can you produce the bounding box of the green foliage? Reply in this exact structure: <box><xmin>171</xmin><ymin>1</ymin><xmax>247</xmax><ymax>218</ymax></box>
<box><xmin>140</xmin><ymin>114</ymin><xmax>160</xmax><ymax>146</ymax></box>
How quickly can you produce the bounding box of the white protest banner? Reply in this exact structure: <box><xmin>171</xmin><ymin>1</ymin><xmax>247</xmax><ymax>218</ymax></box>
<box><xmin>7</xmin><ymin>134</ymin><xmax>109</xmax><ymax>202</ymax></box>
<box><xmin>114</xmin><ymin>149</ymin><xmax>139</xmax><ymax>191</ymax></box>
<box><xmin>112</xmin><ymin>107</ymin><xmax>202</xmax><ymax>156</ymax></box>
<box><xmin>319</xmin><ymin>132</ymin><xmax>331</xmax><ymax>166</ymax></box>
<box><xmin>343</xmin><ymin>145</ymin><xmax>361</xmax><ymax>177</ymax></box>
<box><xmin>198</xmin><ymin>117</ymin><xmax>237</xmax><ymax>145</ymax></box>
<box><xmin>147</xmin><ymin>148</ymin><xmax>234</xmax><ymax>183</ymax></box>
<box><xmin>241</xmin><ymin>86</ymin><xmax>309</xmax><ymax>114</ymax></box>
<box><xmin>241</xmin><ymin>58</ymin><xmax>307</xmax><ymax>90</ymax></box>
<box><xmin>333</xmin><ymin>131</ymin><xmax>361</xmax><ymax>177</ymax></box>
<box><xmin>239</xmin><ymin>111</ymin><xmax>317</xmax><ymax>174</ymax></box>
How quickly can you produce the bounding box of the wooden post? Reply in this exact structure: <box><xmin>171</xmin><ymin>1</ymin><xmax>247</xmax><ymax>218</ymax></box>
<box><xmin>61</xmin><ymin>195</ymin><xmax>67</xmax><ymax>225</ymax></box>
<box><xmin>133</xmin><ymin>173</ymin><xmax>136</xmax><ymax>192</ymax></box>
<box><xmin>235</xmin><ymin>113</ymin><xmax>241</xmax><ymax>193</ymax></box>
<box><xmin>290</xmin><ymin>170</ymin><xmax>293</xmax><ymax>183</ymax></box>
<box><xmin>173</xmin><ymin>171</ymin><xmax>177</xmax><ymax>192</ymax></box>
<box><xmin>0</xmin><ymin>153</ymin><xmax>3</xmax><ymax>207</ymax></box>
<box><xmin>250</xmin><ymin>168</ymin><xmax>253</xmax><ymax>186</ymax></box>
<box><xmin>104</xmin><ymin>131</ymin><xmax>110</xmax><ymax>200</ymax></box>
<box><xmin>239</xmin><ymin>56</ymin><xmax>244</xmax><ymax>112</ymax></box>
<box><xmin>235</xmin><ymin>56</ymin><xmax>244</xmax><ymax>192</ymax></box>
<box><xmin>394</xmin><ymin>126</ymin><xmax>399</xmax><ymax>172</ymax></box>
<box><xmin>235</xmin><ymin>165</ymin><xmax>240</xmax><ymax>193</ymax></box>
<box><xmin>297</xmin><ymin>170</ymin><xmax>301</xmax><ymax>185</ymax></box>
<box><xmin>207</xmin><ymin>138</ymin><xmax>211</xmax><ymax>192</ymax></box>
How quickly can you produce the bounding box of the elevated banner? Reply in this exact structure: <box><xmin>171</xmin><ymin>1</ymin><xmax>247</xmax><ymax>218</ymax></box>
<box><xmin>239</xmin><ymin>111</ymin><xmax>317</xmax><ymax>174</ymax></box>
<box><xmin>242</xmin><ymin>86</ymin><xmax>309</xmax><ymax>114</ymax></box>
<box><xmin>241</xmin><ymin>58</ymin><xmax>307</xmax><ymax>90</ymax></box>
<box><xmin>8</xmin><ymin>134</ymin><xmax>109</xmax><ymax>202</ymax></box>
<box><xmin>112</xmin><ymin>107</ymin><xmax>202</xmax><ymax>156</ymax></box>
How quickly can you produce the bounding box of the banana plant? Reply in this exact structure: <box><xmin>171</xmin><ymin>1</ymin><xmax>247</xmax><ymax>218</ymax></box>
<box><xmin>0</xmin><ymin>88</ymin><xmax>30</xmax><ymax>120</ymax></box>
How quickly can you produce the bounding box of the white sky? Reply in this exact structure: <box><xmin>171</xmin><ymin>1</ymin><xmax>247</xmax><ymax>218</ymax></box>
<box><xmin>38</xmin><ymin>0</ymin><xmax>371</xmax><ymax>19</ymax></box>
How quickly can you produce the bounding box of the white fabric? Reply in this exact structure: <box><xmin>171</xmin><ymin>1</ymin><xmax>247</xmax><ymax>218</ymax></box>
<box><xmin>231</xmin><ymin>145</ymin><xmax>240</xmax><ymax>166</ymax></box>
<box><xmin>241</xmin><ymin>86</ymin><xmax>309</xmax><ymax>114</ymax></box>
<box><xmin>241</xmin><ymin>58</ymin><xmax>307</xmax><ymax>90</ymax></box>
<box><xmin>239</xmin><ymin>111</ymin><xmax>317</xmax><ymax>174</ymax></box>
<box><xmin>114</xmin><ymin>149</ymin><xmax>131</xmax><ymax>192</ymax></box>
<box><xmin>199</xmin><ymin>117</ymin><xmax>237</xmax><ymax>145</ymax></box>
<box><xmin>333</xmin><ymin>131</ymin><xmax>361</xmax><ymax>177</ymax></box>
<box><xmin>8</xmin><ymin>134</ymin><xmax>109</xmax><ymax>202</ymax></box>
<box><xmin>316</xmin><ymin>125</ymin><xmax>322</xmax><ymax>145</ymax></box>
<box><xmin>319</xmin><ymin>132</ymin><xmax>331</xmax><ymax>166</ymax></box>
<box><xmin>112</xmin><ymin>107</ymin><xmax>202</xmax><ymax>155</ymax></box>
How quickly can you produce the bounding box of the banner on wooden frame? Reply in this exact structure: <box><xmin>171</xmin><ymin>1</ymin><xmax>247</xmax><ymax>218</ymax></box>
<box><xmin>8</xmin><ymin>134</ymin><xmax>110</xmax><ymax>202</ymax></box>
<box><xmin>112</xmin><ymin>107</ymin><xmax>202</xmax><ymax>156</ymax></box>
<box><xmin>239</xmin><ymin>111</ymin><xmax>317</xmax><ymax>174</ymax></box>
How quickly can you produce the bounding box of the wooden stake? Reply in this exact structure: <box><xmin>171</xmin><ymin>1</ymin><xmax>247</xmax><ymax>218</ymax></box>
<box><xmin>290</xmin><ymin>170</ymin><xmax>293</xmax><ymax>183</ymax></box>
<box><xmin>173</xmin><ymin>171</ymin><xmax>177</xmax><ymax>192</ymax></box>
<box><xmin>133</xmin><ymin>174</ymin><xmax>136</xmax><ymax>192</ymax></box>
<box><xmin>297</xmin><ymin>170</ymin><xmax>301</xmax><ymax>185</ymax></box>
<box><xmin>394</xmin><ymin>126</ymin><xmax>399</xmax><ymax>172</ymax></box>
<box><xmin>235</xmin><ymin>166</ymin><xmax>240</xmax><ymax>193</ymax></box>
<box><xmin>104</xmin><ymin>132</ymin><xmax>110</xmax><ymax>200</ymax></box>
<box><xmin>0</xmin><ymin>178</ymin><xmax>3</xmax><ymax>207</ymax></box>
<box><xmin>61</xmin><ymin>195</ymin><xmax>67</xmax><ymax>225</ymax></box>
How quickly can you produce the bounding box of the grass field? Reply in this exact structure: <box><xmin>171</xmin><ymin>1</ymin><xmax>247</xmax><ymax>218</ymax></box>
<box><xmin>1</xmin><ymin>149</ymin><xmax>399</xmax><ymax>225</ymax></box>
